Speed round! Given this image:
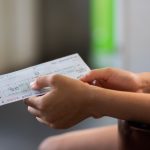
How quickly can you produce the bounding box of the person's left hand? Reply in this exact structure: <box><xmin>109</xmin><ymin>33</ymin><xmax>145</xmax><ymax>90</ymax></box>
<box><xmin>81</xmin><ymin>68</ymin><xmax>142</xmax><ymax>92</ymax></box>
<box><xmin>25</xmin><ymin>74</ymin><xmax>94</xmax><ymax>129</ymax></box>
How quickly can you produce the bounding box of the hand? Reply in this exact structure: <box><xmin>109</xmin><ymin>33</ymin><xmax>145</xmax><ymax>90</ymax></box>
<box><xmin>81</xmin><ymin>68</ymin><xmax>142</xmax><ymax>92</ymax></box>
<box><xmin>25</xmin><ymin>74</ymin><xmax>94</xmax><ymax>129</ymax></box>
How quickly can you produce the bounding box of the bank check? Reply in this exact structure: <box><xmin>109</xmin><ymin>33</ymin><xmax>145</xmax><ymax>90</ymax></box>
<box><xmin>0</xmin><ymin>54</ymin><xmax>90</xmax><ymax>106</ymax></box>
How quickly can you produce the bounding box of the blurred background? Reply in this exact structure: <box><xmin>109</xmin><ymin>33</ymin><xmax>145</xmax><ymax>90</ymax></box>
<box><xmin>0</xmin><ymin>0</ymin><xmax>150</xmax><ymax>149</ymax></box>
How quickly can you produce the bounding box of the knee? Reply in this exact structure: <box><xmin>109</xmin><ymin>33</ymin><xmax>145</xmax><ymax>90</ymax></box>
<box><xmin>38</xmin><ymin>136</ymin><xmax>64</xmax><ymax>150</ymax></box>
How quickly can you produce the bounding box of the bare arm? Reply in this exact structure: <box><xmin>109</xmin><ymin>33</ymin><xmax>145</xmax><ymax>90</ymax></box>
<box><xmin>82</xmin><ymin>68</ymin><xmax>150</xmax><ymax>124</ymax></box>
<box><xmin>139</xmin><ymin>72</ymin><xmax>150</xmax><ymax>93</ymax></box>
<box><xmin>90</xmin><ymin>85</ymin><xmax>150</xmax><ymax>124</ymax></box>
<box><xmin>25</xmin><ymin>68</ymin><xmax>150</xmax><ymax>129</ymax></box>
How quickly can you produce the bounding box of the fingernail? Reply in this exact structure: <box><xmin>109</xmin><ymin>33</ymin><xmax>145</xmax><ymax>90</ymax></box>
<box><xmin>30</xmin><ymin>81</ymin><xmax>36</xmax><ymax>89</ymax></box>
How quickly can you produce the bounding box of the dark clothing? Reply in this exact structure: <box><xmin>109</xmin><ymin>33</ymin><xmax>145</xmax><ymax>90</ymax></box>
<box><xmin>118</xmin><ymin>120</ymin><xmax>150</xmax><ymax>150</ymax></box>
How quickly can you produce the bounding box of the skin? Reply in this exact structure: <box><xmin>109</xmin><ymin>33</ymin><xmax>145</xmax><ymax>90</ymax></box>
<box><xmin>39</xmin><ymin>125</ymin><xmax>119</xmax><ymax>150</ymax></box>
<box><xmin>25</xmin><ymin>67</ymin><xmax>150</xmax><ymax>150</ymax></box>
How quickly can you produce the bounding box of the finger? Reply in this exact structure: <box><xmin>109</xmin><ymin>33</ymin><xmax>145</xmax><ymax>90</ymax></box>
<box><xmin>30</xmin><ymin>75</ymin><xmax>52</xmax><ymax>90</ymax></box>
<box><xmin>80</xmin><ymin>68</ymin><xmax>111</xmax><ymax>83</ymax></box>
<box><xmin>36</xmin><ymin>117</ymin><xmax>47</xmax><ymax>124</ymax></box>
<box><xmin>28</xmin><ymin>106</ymin><xmax>41</xmax><ymax>117</ymax></box>
<box><xmin>25</xmin><ymin>97</ymin><xmax>41</xmax><ymax>109</ymax></box>
<box><xmin>36</xmin><ymin>117</ymin><xmax>53</xmax><ymax>127</ymax></box>
<box><xmin>92</xmin><ymin>80</ymin><xmax>103</xmax><ymax>87</ymax></box>
<box><xmin>31</xmin><ymin>74</ymin><xmax>66</xmax><ymax>90</ymax></box>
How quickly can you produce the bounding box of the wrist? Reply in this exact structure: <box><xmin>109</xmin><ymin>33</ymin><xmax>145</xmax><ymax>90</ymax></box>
<box><xmin>85</xmin><ymin>85</ymin><xmax>107</xmax><ymax>118</ymax></box>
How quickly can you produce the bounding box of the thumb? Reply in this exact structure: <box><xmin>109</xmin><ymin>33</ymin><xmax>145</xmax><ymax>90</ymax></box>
<box><xmin>31</xmin><ymin>74</ymin><xmax>62</xmax><ymax>90</ymax></box>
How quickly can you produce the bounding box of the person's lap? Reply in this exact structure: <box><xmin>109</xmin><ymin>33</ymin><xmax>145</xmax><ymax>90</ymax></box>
<box><xmin>39</xmin><ymin>125</ymin><xmax>120</xmax><ymax>150</ymax></box>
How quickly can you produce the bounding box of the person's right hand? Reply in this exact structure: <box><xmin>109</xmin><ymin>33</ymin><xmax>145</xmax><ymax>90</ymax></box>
<box><xmin>81</xmin><ymin>68</ymin><xmax>143</xmax><ymax>93</ymax></box>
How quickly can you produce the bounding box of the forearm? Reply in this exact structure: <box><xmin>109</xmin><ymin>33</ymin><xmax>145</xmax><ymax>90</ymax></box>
<box><xmin>90</xmin><ymin>86</ymin><xmax>150</xmax><ymax>124</ymax></box>
<box><xmin>139</xmin><ymin>72</ymin><xmax>150</xmax><ymax>93</ymax></box>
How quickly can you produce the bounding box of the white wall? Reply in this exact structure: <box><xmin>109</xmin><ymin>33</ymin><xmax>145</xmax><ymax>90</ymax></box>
<box><xmin>123</xmin><ymin>0</ymin><xmax>150</xmax><ymax>72</ymax></box>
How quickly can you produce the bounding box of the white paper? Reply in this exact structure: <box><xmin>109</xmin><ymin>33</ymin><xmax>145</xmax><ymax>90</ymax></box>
<box><xmin>0</xmin><ymin>54</ymin><xmax>90</xmax><ymax>106</ymax></box>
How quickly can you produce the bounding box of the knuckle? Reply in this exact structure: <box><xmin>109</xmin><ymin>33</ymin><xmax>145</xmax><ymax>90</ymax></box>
<box><xmin>45</xmin><ymin>116</ymin><xmax>55</xmax><ymax>123</ymax></box>
<box><xmin>49</xmin><ymin>74</ymin><xmax>60</xmax><ymax>84</ymax></box>
<box><xmin>29</xmin><ymin>97</ymin><xmax>35</xmax><ymax>102</ymax></box>
<box><xmin>88</xmin><ymin>71</ymin><xmax>94</xmax><ymax>76</ymax></box>
<box><xmin>38</xmin><ymin>101</ymin><xmax>46</xmax><ymax>111</ymax></box>
<box><xmin>27</xmin><ymin>97</ymin><xmax>32</xmax><ymax>102</ymax></box>
<box><xmin>26</xmin><ymin>98</ymin><xmax>34</xmax><ymax>106</ymax></box>
<box><xmin>86</xmin><ymin>71</ymin><xmax>94</xmax><ymax>77</ymax></box>
<box><xmin>36</xmin><ymin>76</ymin><xmax>43</xmax><ymax>85</ymax></box>
<box><xmin>105</xmin><ymin>67</ymin><xmax>114</xmax><ymax>73</ymax></box>
<box><xmin>89</xmin><ymin>69</ymin><xmax>99</xmax><ymax>76</ymax></box>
